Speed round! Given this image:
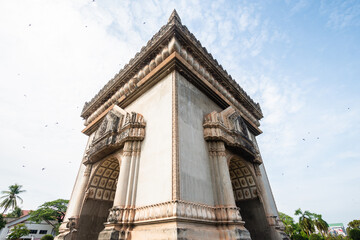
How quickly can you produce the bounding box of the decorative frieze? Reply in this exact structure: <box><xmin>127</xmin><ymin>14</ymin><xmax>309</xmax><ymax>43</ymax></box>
<box><xmin>106</xmin><ymin>200</ymin><xmax>243</xmax><ymax>225</ymax></box>
<box><xmin>83</xmin><ymin>35</ymin><xmax>260</xmax><ymax>129</ymax></box>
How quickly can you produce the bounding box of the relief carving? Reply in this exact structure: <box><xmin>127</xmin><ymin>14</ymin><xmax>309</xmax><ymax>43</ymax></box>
<box><xmin>204</xmin><ymin>106</ymin><xmax>261</xmax><ymax>163</ymax></box>
<box><xmin>87</xmin><ymin>106</ymin><xmax>145</xmax><ymax>163</ymax></box>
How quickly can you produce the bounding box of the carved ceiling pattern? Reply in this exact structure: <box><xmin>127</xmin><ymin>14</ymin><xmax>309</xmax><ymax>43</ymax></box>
<box><xmin>229</xmin><ymin>159</ymin><xmax>258</xmax><ymax>201</ymax></box>
<box><xmin>87</xmin><ymin>158</ymin><xmax>119</xmax><ymax>202</ymax></box>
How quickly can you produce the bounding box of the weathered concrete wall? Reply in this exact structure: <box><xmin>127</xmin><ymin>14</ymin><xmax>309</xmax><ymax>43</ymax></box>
<box><xmin>125</xmin><ymin>73</ymin><xmax>173</xmax><ymax>207</ymax></box>
<box><xmin>259</xmin><ymin>163</ymin><xmax>279</xmax><ymax>217</ymax></box>
<box><xmin>177</xmin><ymin>72</ymin><xmax>222</xmax><ymax>205</ymax></box>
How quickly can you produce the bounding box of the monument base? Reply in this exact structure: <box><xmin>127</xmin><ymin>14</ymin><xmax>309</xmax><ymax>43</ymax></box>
<box><xmin>98</xmin><ymin>221</ymin><xmax>251</xmax><ymax>240</ymax></box>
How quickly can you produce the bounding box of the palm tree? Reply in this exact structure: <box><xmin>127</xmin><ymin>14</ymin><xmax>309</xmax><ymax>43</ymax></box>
<box><xmin>0</xmin><ymin>184</ymin><xmax>26</xmax><ymax>214</ymax></box>
<box><xmin>312</xmin><ymin>213</ymin><xmax>329</xmax><ymax>237</ymax></box>
<box><xmin>295</xmin><ymin>208</ymin><xmax>315</xmax><ymax>236</ymax></box>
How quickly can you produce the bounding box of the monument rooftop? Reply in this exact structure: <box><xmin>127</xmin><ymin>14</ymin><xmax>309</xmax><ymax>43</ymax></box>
<box><xmin>81</xmin><ymin>10</ymin><xmax>263</xmax><ymax>134</ymax></box>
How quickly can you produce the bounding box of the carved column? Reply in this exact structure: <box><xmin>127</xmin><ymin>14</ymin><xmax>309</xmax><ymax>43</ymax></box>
<box><xmin>113</xmin><ymin>142</ymin><xmax>133</xmax><ymax>208</ymax></box>
<box><xmin>208</xmin><ymin>141</ymin><xmax>242</xmax><ymax>222</ymax></box>
<box><xmin>71</xmin><ymin>164</ymin><xmax>92</xmax><ymax>218</ymax></box>
<box><xmin>56</xmin><ymin>160</ymin><xmax>92</xmax><ymax>239</ymax></box>
<box><xmin>98</xmin><ymin>140</ymin><xmax>142</xmax><ymax>240</ymax></box>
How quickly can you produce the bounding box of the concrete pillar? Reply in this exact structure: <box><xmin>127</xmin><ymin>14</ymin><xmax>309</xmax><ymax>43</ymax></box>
<box><xmin>208</xmin><ymin>141</ymin><xmax>240</xmax><ymax>222</ymax></box>
<box><xmin>113</xmin><ymin>141</ymin><xmax>133</xmax><ymax>207</ymax></box>
<box><xmin>57</xmin><ymin>135</ymin><xmax>94</xmax><ymax>237</ymax></box>
<box><xmin>70</xmin><ymin>164</ymin><xmax>92</xmax><ymax>218</ymax></box>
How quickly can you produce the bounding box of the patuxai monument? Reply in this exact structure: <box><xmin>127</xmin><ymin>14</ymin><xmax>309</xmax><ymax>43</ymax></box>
<box><xmin>56</xmin><ymin>10</ymin><xmax>289</xmax><ymax>240</ymax></box>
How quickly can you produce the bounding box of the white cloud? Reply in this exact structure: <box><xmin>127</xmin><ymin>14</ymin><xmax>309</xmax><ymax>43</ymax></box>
<box><xmin>320</xmin><ymin>0</ymin><xmax>360</xmax><ymax>29</ymax></box>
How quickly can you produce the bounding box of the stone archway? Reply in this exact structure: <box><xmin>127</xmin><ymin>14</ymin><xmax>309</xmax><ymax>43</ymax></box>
<box><xmin>76</xmin><ymin>157</ymin><xmax>120</xmax><ymax>239</ymax></box>
<box><xmin>229</xmin><ymin>158</ymin><xmax>271</xmax><ymax>240</ymax></box>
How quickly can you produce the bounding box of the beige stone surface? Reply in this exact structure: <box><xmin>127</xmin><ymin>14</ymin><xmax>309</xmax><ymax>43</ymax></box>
<box><xmin>125</xmin><ymin>73</ymin><xmax>173</xmax><ymax>207</ymax></box>
<box><xmin>177</xmin><ymin>72</ymin><xmax>222</xmax><ymax>206</ymax></box>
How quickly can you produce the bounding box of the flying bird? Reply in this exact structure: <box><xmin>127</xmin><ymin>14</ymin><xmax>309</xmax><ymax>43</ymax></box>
<box><xmin>29</xmin><ymin>24</ymin><xmax>31</xmax><ymax>26</ymax></box>
<box><xmin>302</xmin><ymin>138</ymin><xmax>305</xmax><ymax>141</ymax></box>
<box><xmin>45</xmin><ymin>125</ymin><xmax>48</xmax><ymax>127</ymax></box>
<box><xmin>42</xmin><ymin>168</ymin><xmax>45</xmax><ymax>171</ymax></box>
<box><xmin>56</xmin><ymin>122</ymin><xmax>59</xmax><ymax>125</ymax></box>
<box><xmin>143</xmin><ymin>22</ymin><xmax>146</xmax><ymax>24</ymax></box>
<box><xmin>22</xmin><ymin>165</ymin><xmax>25</xmax><ymax>167</ymax></box>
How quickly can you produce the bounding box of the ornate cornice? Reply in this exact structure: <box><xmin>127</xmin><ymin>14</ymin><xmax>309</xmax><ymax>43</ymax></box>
<box><xmin>81</xmin><ymin>10</ymin><xmax>263</xmax><ymax>127</ymax></box>
<box><xmin>107</xmin><ymin>200</ymin><xmax>243</xmax><ymax>225</ymax></box>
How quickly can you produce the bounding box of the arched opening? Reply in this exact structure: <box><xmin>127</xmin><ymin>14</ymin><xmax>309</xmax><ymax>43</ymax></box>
<box><xmin>229</xmin><ymin>158</ymin><xmax>271</xmax><ymax>240</ymax></box>
<box><xmin>76</xmin><ymin>157</ymin><xmax>120</xmax><ymax>239</ymax></box>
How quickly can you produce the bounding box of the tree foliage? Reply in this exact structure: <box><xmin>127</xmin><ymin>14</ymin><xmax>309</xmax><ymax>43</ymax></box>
<box><xmin>349</xmin><ymin>228</ymin><xmax>360</xmax><ymax>240</ymax></box>
<box><xmin>347</xmin><ymin>219</ymin><xmax>360</xmax><ymax>233</ymax></box>
<box><xmin>6</xmin><ymin>207</ymin><xmax>23</xmax><ymax>218</ymax></box>
<box><xmin>7</xmin><ymin>223</ymin><xmax>30</xmax><ymax>240</ymax></box>
<box><xmin>28</xmin><ymin>199</ymin><xmax>68</xmax><ymax>234</ymax></box>
<box><xmin>0</xmin><ymin>184</ymin><xmax>26</xmax><ymax>214</ymax></box>
<box><xmin>309</xmin><ymin>233</ymin><xmax>324</xmax><ymax>240</ymax></box>
<box><xmin>312</xmin><ymin>213</ymin><xmax>328</xmax><ymax>237</ymax></box>
<box><xmin>292</xmin><ymin>233</ymin><xmax>308</xmax><ymax>240</ymax></box>
<box><xmin>295</xmin><ymin>208</ymin><xmax>315</xmax><ymax>237</ymax></box>
<box><xmin>0</xmin><ymin>214</ymin><xmax>6</xmax><ymax>230</ymax></box>
<box><xmin>40</xmin><ymin>234</ymin><xmax>54</xmax><ymax>240</ymax></box>
<box><xmin>279</xmin><ymin>211</ymin><xmax>303</xmax><ymax>237</ymax></box>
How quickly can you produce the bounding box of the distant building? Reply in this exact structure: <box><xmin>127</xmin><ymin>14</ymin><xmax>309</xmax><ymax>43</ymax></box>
<box><xmin>0</xmin><ymin>211</ymin><xmax>55</xmax><ymax>240</ymax></box>
<box><xmin>328</xmin><ymin>223</ymin><xmax>347</xmax><ymax>236</ymax></box>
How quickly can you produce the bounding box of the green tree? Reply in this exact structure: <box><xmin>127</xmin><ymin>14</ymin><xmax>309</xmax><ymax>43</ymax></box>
<box><xmin>311</xmin><ymin>213</ymin><xmax>328</xmax><ymax>237</ymax></box>
<box><xmin>7</xmin><ymin>223</ymin><xmax>30</xmax><ymax>240</ymax></box>
<box><xmin>295</xmin><ymin>208</ymin><xmax>315</xmax><ymax>237</ymax></box>
<box><xmin>292</xmin><ymin>233</ymin><xmax>308</xmax><ymax>240</ymax></box>
<box><xmin>40</xmin><ymin>234</ymin><xmax>54</xmax><ymax>240</ymax></box>
<box><xmin>28</xmin><ymin>199</ymin><xmax>68</xmax><ymax>234</ymax></box>
<box><xmin>0</xmin><ymin>214</ymin><xmax>6</xmax><ymax>230</ymax></box>
<box><xmin>309</xmin><ymin>233</ymin><xmax>323</xmax><ymax>240</ymax></box>
<box><xmin>347</xmin><ymin>219</ymin><xmax>360</xmax><ymax>233</ymax></box>
<box><xmin>6</xmin><ymin>207</ymin><xmax>23</xmax><ymax>218</ymax></box>
<box><xmin>0</xmin><ymin>184</ymin><xmax>26</xmax><ymax>214</ymax></box>
<box><xmin>279</xmin><ymin>211</ymin><xmax>304</xmax><ymax>237</ymax></box>
<box><xmin>349</xmin><ymin>228</ymin><xmax>360</xmax><ymax>240</ymax></box>
<box><xmin>279</xmin><ymin>212</ymin><xmax>295</xmax><ymax>236</ymax></box>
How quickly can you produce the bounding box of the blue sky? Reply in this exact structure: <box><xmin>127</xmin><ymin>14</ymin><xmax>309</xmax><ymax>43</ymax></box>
<box><xmin>0</xmin><ymin>0</ymin><xmax>359</xmax><ymax>226</ymax></box>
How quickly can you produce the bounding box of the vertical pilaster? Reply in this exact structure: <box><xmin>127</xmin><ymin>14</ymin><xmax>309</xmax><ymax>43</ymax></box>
<box><xmin>172</xmin><ymin>71</ymin><xmax>180</xmax><ymax>200</ymax></box>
